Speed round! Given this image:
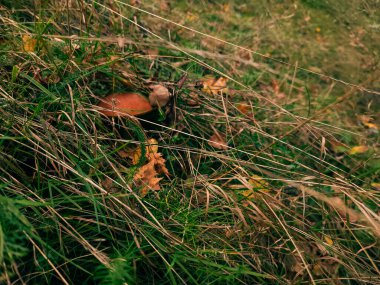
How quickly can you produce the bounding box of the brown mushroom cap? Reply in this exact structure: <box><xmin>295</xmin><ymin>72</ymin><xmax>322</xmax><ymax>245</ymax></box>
<box><xmin>98</xmin><ymin>93</ymin><xmax>152</xmax><ymax>117</ymax></box>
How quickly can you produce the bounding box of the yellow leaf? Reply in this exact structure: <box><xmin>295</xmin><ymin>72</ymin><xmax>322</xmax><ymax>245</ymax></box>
<box><xmin>371</xmin><ymin>183</ymin><xmax>380</xmax><ymax>190</ymax></box>
<box><xmin>22</xmin><ymin>35</ymin><xmax>37</xmax><ymax>52</ymax></box>
<box><xmin>348</xmin><ymin>145</ymin><xmax>369</xmax><ymax>155</ymax></box>
<box><xmin>241</xmin><ymin>175</ymin><xmax>269</xmax><ymax>199</ymax></box>
<box><xmin>249</xmin><ymin>175</ymin><xmax>269</xmax><ymax>191</ymax></box>
<box><xmin>324</xmin><ymin>235</ymin><xmax>334</xmax><ymax>245</ymax></box>
<box><xmin>201</xmin><ymin>76</ymin><xmax>228</xmax><ymax>96</ymax></box>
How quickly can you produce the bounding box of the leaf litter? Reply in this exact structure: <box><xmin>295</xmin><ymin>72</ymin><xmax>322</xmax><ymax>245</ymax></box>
<box><xmin>121</xmin><ymin>138</ymin><xmax>169</xmax><ymax>197</ymax></box>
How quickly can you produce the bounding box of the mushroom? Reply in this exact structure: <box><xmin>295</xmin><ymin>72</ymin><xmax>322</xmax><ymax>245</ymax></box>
<box><xmin>98</xmin><ymin>93</ymin><xmax>152</xmax><ymax>117</ymax></box>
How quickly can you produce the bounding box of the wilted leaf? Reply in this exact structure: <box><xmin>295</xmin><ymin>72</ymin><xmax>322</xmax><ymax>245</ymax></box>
<box><xmin>241</xmin><ymin>175</ymin><xmax>270</xmax><ymax>199</ymax></box>
<box><xmin>324</xmin><ymin>235</ymin><xmax>334</xmax><ymax>245</ymax></box>
<box><xmin>371</xmin><ymin>183</ymin><xmax>380</xmax><ymax>190</ymax></box>
<box><xmin>134</xmin><ymin>160</ymin><xmax>161</xmax><ymax>197</ymax></box>
<box><xmin>312</xmin><ymin>263</ymin><xmax>324</xmax><ymax>276</ymax></box>
<box><xmin>236</xmin><ymin>103</ymin><xmax>250</xmax><ymax>114</ymax></box>
<box><xmin>149</xmin><ymin>84</ymin><xmax>170</xmax><ymax>107</ymax></box>
<box><xmin>201</xmin><ymin>76</ymin><xmax>228</xmax><ymax>96</ymax></box>
<box><xmin>348</xmin><ymin>145</ymin><xmax>369</xmax><ymax>155</ymax></box>
<box><xmin>22</xmin><ymin>35</ymin><xmax>37</xmax><ymax>52</ymax></box>
<box><xmin>132</xmin><ymin>139</ymin><xmax>169</xmax><ymax>197</ymax></box>
<box><xmin>186</xmin><ymin>92</ymin><xmax>199</xmax><ymax>106</ymax></box>
<box><xmin>120</xmin><ymin>138</ymin><xmax>159</xmax><ymax>165</ymax></box>
<box><xmin>358</xmin><ymin>115</ymin><xmax>379</xmax><ymax>130</ymax></box>
<box><xmin>208</xmin><ymin>132</ymin><xmax>228</xmax><ymax>150</ymax></box>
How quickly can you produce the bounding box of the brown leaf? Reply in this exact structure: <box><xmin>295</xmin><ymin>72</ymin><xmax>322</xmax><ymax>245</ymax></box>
<box><xmin>132</xmin><ymin>139</ymin><xmax>169</xmax><ymax>197</ymax></box>
<box><xmin>236</xmin><ymin>103</ymin><xmax>250</xmax><ymax>114</ymax></box>
<box><xmin>208</xmin><ymin>132</ymin><xmax>228</xmax><ymax>150</ymax></box>
<box><xmin>201</xmin><ymin>76</ymin><xmax>228</xmax><ymax>96</ymax></box>
<box><xmin>134</xmin><ymin>160</ymin><xmax>161</xmax><ymax>197</ymax></box>
<box><xmin>186</xmin><ymin>92</ymin><xmax>199</xmax><ymax>106</ymax></box>
<box><xmin>149</xmin><ymin>84</ymin><xmax>170</xmax><ymax>107</ymax></box>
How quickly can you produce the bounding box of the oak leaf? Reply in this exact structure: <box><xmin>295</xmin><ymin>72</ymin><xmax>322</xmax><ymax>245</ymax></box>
<box><xmin>131</xmin><ymin>139</ymin><xmax>169</xmax><ymax>197</ymax></box>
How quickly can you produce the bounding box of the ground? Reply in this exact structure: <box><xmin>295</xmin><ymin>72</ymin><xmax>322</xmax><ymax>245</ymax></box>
<box><xmin>0</xmin><ymin>0</ymin><xmax>379</xmax><ymax>284</ymax></box>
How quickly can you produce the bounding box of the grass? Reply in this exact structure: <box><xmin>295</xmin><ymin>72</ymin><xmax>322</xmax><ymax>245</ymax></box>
<box><xmin>0</xmin><ymin>0</ymin><xmax>380</xmax><ymax>284</ymax></box>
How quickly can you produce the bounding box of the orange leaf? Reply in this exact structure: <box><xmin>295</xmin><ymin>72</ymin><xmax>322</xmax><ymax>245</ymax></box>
<box><xmin>324</xmin><ymin>235</ymin><xmax>334</xmax><ymax>245</ymax></box>
<box><xmin>348</xmin><ymin>145</ymin><xmax>369</xmax><ymax>155</ymax></box>
<box><xmin>236</xmin><ymin>103</ymin><xmax>250</xmax><ymax>114</ymax></box>
<box><xmin>22</xmin><ymin>35</ymin><xmax>37</xmax><ymax>52</ymax></box>
<box><xmin>132</xmin><ymin>139</ymin><xmax>169</xmax><ymax>197</ymax></box>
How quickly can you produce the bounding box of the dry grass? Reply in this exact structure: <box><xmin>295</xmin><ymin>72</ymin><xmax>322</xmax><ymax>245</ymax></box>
<box><xmin>0</xmin><ymin>0</ymin><xmax>379</xmax><ymax>284</ymax></box>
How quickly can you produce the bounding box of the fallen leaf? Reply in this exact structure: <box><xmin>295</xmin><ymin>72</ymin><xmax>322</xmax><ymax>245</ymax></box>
<box><xmin>348</xmin><ymin>145</ymin><xmax>369</xmax><ymax>155</ymax></box>
<box><xmin>134</xmin><ymin>160</ymin><xmax>161</xmax><ymax>197</ymax></box>
<box><xmin>120</xmin><ymin>138</ymin><xmax>159</xmax><ymax>165</ymax></box>
<box><xmin>364</xmin><ymin>123</ymin><xmax>379</xmax><ymax>130</ymax></box>
<box><xmin>371</xmin><ymin>183</ymin><xmax>380</xmax><ymax>190</ymax></box>
<box><xmin>236</xmin><ymin>103</ymin><xmax>250</xmax><ymax>114</ymax></box>
<box><xmin>201</xmin><ymin>76</ymin><xmax>228</xmax><ymax>96</ymax></box>
<box><xmin>312</xmin><ymin>263</ymin><xmax>324</xmax><ymax>276</ymax></box>
<box><xmin>208</xmin><ymin>132</ymin><xmax>228</xmax><ymax>150</ymax></box>
<box><xmin>358</xmin><ymin>115</ymin><xmax>379</xmax><ymax>130</ymax></box>
<box><xmin>186</xmin><ymin>92</ymin><xmax>199</xmax><ymax>106</ymax></box>
<box><xmin>241</xmin><ymin>175</ymin><xmax>270</xmax><ymax>199</ymax></box>
<box><xmin>249</xmin><ymin>175</ymin><xmax>270</xmax><ymax>190</ymax></box>
<box><xmin>149</xmin><ymin>84</ymin><xmax>170</xmax><ymax>107</ymax></box>
<box><xmin>132</xmin><ymin>139</ymin><xmax>169</xmax><ymax>197</ymax></box>
<box><xmin>22</xmin><ymin>35</ymin><xmax>37</xmax><ymax>52</ymax></box>
<box><xmin>324</xmin><ymin>235</ymin><xmax>334</xmax><ymax>245</ymax></box>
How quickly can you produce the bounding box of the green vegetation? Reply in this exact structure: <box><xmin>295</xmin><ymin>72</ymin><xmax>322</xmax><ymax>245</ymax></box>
<box><xmin>0</xmin><ymin>0</ymin><xmax>379</xmax><ymax>284</ymax></box>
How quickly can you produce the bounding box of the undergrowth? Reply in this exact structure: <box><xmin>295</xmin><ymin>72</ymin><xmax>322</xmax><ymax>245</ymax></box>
<box><xmin>0</xmin><ymin>0</ymin><xmax>379</xmax><ymax>284</ymax></box>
